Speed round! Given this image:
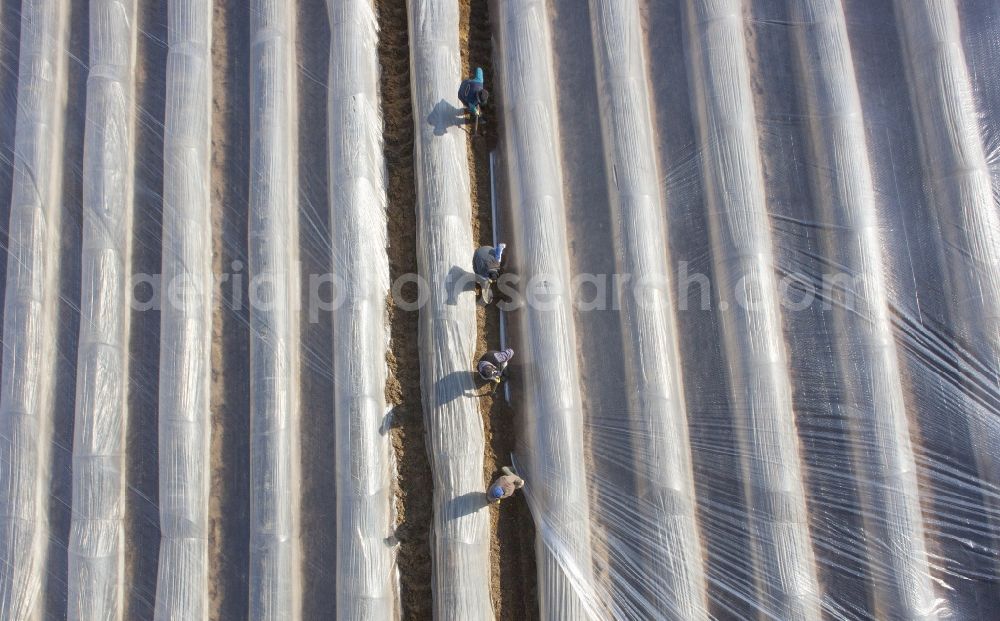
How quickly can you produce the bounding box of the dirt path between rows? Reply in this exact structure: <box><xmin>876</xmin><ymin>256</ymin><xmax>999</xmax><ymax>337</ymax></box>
<box><xmin>208</xmin><ymin>1</ymin><xmax>252</xmax><ymax>618</ymax></box>
<box><xmin>459</xmin><ymin>0</ymin><xmax>538</xmax><ymax>618</ymax></box>
<box><xmin>374</xmin><ymin>1</ymin><xmax>435</xmax><ymax>618</ymax></box>
<box><xmin>375</xmin><ymin>0</ymin><xmax>538</xmax><ymax>617</ymax></box>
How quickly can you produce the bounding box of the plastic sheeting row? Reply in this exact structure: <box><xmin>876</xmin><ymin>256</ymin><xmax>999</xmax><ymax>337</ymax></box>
<box><xmin>328</xmin><ymin>0</ymin><xmax>397</xmax><ymax>618</ymax></box>
<box><xmin>68</xmin><ymin>0</ymin><xmax>137</xmax><ymax>618</ymax></box>
<box><xmin>407</xmin><ymin>1</ymin><xmax>492</xmax><ymax>619</ymax></box>
<box><xmin>0</xmin><ymin>0</ymin><xmax>71</xmax><ymax>618</ymax></box>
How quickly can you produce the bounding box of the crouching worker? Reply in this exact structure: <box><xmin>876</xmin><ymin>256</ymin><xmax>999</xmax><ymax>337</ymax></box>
<box><xmin>458</xmin><ymin>67</ymin><xmax>490</xmax><ymax>118</ymax></box>
<box><xmin>477</xmin><ymin>348</ymin><xmax>514</xmax><ymax>386</ymax></box>
<box><xmin>473</xmin><ymin>243</ymin><xmax>505</xmax><ymax>304</ymax></box>
<box><xmin>487</xmin><ymin>466</ymin><xmax>524</xmax><ymax>504</ymax></box>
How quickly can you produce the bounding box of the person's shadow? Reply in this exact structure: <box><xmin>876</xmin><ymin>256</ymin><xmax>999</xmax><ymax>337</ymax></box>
<box><xmin>434</xmin><ymin>370</ymin><xmax>482</xmax><ymax>406</ymax></box>
<box><xmin>428</xmin><ymin>98</ymin><xmax>467</xmax><ymax>136</ymax></box>
<box><xmin>379</xmin><ymin>407</ymin><xmax>401</xmax><ymax>435</ymax></box>
<box><xmin>446</xmin><ymin>264</ymin><xmax>476</xmax><ymax>306</ymax></box>
<box><xmin>445</xmin><ymin>491</ymin><xmax>490</xmax><ymax>520</ymax></box>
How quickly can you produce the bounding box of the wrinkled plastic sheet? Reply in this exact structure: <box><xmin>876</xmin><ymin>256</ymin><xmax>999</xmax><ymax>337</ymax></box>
<box><xmin>67</xmin><ymin>1</ymin><xmax>137</xmax><ymax>619</ymax></box>
<box><xmin>328</xmin><ymin>0</ymin><xmax>398</xmax><ymax>618</ymax></box>
<box><xmin>496</xmin><ymin>0</ymin><xmax>1000</xmax><ymax>619</ymax></box>
<box><xmin>496</xmin><ymin>1</ymin><xmax>596</xmax><ymax>618</ymax></box>
<box><xmin>247</xmin><ymin>0</ymin><xmax>302</xmax><ymax>617</ymax></box>
<box><xmin>408</xmin><ymin>0</ymin><xmax>492</xmax><ymax>619</ymax></box>
<box><xmin>0</xmin><ymin>0</ymin><xmax>70</xmax><ymax>618</ymax></box>
<box><xmin>1</xmin><ymin>0</ymin><xmax>999</xmax><ymax>619</ymax></box>
<box><xmin>153</xmin><ymin>0</ymin><xmax>213</xmax><ymax>619</ymax></box>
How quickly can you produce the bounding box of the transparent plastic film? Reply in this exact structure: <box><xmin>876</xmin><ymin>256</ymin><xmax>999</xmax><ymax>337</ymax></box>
<box><xmin>407</xmin><ymin>0</ymin><xmax>492</xmax><ymax>618</ymax></box>
<box><xmin>0</xmin><ymin>1</ymin><xmax>997</xmax><ymax>619</ymax></box>
<box><xmin>328</xmin><ymin>0</ymin><xmax>399</xmax><ymax>618</ymax></box>
<box><xmin>67</xmin><ymin>1</ymin><xmax>137</xmax><ymax>618</ymax></box>
<box><xmin>492</xmin><ymin>0</ymin><xmax>1000</xmax><ymax>618</ymax></box>
<box><xmin>153</xmin><ymin>0</ymin><xmax>213</xmax><ymax>618</ymax></box>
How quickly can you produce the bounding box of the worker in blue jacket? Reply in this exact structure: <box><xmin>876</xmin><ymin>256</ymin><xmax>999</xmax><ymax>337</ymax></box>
<box><xmin>458</xmin><ymin>67</ymin><xmax>490</xmax><ymax>117</ymax></box>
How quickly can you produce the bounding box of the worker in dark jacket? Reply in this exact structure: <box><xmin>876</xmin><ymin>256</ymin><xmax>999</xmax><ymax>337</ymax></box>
<box><xmin>458</xmin><ymin>67</ymin><xmax>490</xmax><ymax>116</ymax></box>
<box><xmin>473</xmin><ymin>243</ymin><xmax>505</xmax><ymax>304</ymax></box>
<box><xmin>488</xmin><ymin>466</ymin><xmax>524</xmax><ymax>504</ymax></box>
<box><xmin>477</xmin><ymin>348</ymin><xmax>514</xmax><ymax>383</ymax></box>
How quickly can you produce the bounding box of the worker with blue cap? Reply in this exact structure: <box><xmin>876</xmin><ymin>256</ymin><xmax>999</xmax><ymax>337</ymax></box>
<box><xmin>488</xmin><ymin>466</ymin><xmax>524</xmax><ymax>504</ymax></box>
<box><xmin>458</xmin><ymin>67</ymin><xmax>490</xmax><ymax>117</ymax></box>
